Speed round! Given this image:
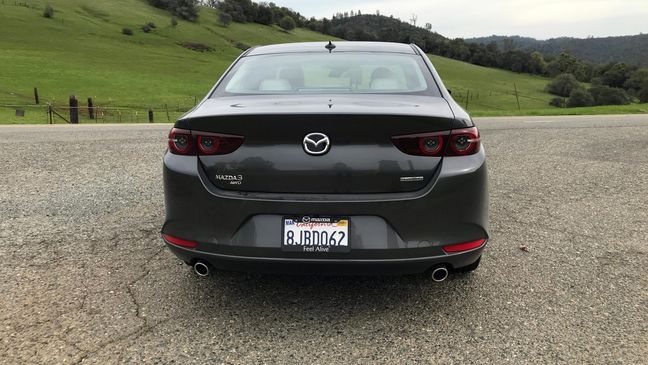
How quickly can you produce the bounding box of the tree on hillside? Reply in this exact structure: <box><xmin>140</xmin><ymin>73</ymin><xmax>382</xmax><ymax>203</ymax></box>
<box><xmin>219</xmin><ymin>12</ymin><xmax>233</xmax><ymax>27</ymax></box>
<box><xmin>279</xmin><ymin>15</ymin><xmax>296</xmax><ymax>31</ymax></box>
<box><xmin>623</xmin><ymin>69</ymin><xmax>648</xmax><ymax>91</ymax></box>
<box><xmin>638</xmin><ymin>80</ymin><xmax>648</xmax><ymax>103</ymax></box>
<box><xmin>43</xmin><ymin>4</ymin><xmax>54</xmax><ymax>18</ymax></box>
<box><xmin>529</xmin><ymin>52</ymin><xmax>547</xmax><ymax>75</ymax></box>
<box><xmin>597</xmin><ymin>62</ymin><xmax>635</xmax><ymax>88</ymax></box>
<box><xmin>545</xmin><ymin>73</ymin><xmax>581</xmax><ymax>97</ymax></box>
<box><xmin>214</xmin><ymin>0</ymin><xmax>305</xmax><ymax>27</ymax></box>
<box><xmin>546</xmin><ymin>52</ymin><xmax>592</xmax><ymax>81</ymax></box>
<box><xmin>255</xmin><ymin>3</ymin><xmax>273</xmax><ymax>25</ymax></box>
<box><xmin>147</xmin><ymin>0</ymin><xmax>198</xmax><ymax>22</ymax></box>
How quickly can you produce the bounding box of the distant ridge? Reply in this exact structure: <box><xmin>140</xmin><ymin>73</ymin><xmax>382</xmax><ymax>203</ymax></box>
<box><xmin>466</xmin><ymin>34</ymin><xmax>648</xmax><ymax>66</ymax></box>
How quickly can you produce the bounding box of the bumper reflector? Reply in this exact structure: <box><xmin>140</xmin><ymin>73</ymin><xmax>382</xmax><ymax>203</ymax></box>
<box><xmin>442</xmin><ymin>238</ymin><xmax>487</xmax><ymax>253</ymax></box>
<box><xmin>162</xmin><ymin>234</ymin><xmax>198</xmax><ymax>249</ymax></box>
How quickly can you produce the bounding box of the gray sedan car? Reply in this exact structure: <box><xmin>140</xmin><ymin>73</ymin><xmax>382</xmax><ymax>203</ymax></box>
<box><xmin>162</xmin><ymin>41</ymin><xmax>488</xmax><ymax>281</ymax></box>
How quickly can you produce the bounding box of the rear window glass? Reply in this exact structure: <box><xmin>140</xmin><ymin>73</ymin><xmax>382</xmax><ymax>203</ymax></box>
<box><xmin>212</xmin><ymin>52</ymin><xmax>440</xmax><ymax>96</ymax></box>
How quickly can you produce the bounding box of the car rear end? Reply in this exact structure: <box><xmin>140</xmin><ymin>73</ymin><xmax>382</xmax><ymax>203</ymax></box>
<box><xmin>161</xmin><ymin>42</ymin><xmax>488</xmax><ymax>277</ymax></box>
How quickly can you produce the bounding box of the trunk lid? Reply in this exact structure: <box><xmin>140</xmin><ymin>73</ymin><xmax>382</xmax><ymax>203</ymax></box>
<box><xmin>178</xmin><ymin>95</ymin><xmax>457</xmax><ymax>194</ymax></box>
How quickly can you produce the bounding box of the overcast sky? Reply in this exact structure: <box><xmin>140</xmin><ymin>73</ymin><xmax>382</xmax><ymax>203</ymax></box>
<box><xmin>277</xmin><ymin>0</ymin><xmax>648</xmax><ymax>39</ymax></box>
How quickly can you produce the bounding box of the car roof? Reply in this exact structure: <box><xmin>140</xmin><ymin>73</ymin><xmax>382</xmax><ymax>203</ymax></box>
<box><xmin>245</xmin><ymin>41</ymin><xmax>418</xmax><ymax>56</ymax></box>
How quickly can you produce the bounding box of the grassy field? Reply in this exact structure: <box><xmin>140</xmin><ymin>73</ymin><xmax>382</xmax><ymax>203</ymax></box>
<box><xmin>430</xmin><ymin>55</ymin><xmax>557</xmax><ymax>114</ymax></box>
<box><xmin>1</xmin><ymin>0</ymin><xmax>646</xmax><ymax>123</ymax></box>
<box><xmin>0</xmin><ymin>0</ymin><xmax>334</xmax><ymax>123</ymax></box>
<box><xmin>428</xmin><ymin>55</ymin><xmax>648</xmax><ymax>116</ymax></box>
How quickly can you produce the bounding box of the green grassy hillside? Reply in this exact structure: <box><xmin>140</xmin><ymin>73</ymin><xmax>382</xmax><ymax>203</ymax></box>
<box><xmin>0</xmin><ymin>0</ymin><xmax>334</xmax><ymax>123</ymax></box>
<box><xmin>1</xmin><ymin>0</ymin><xmax>645</xmax><ymax>123</ymax></box>
<box><xmin>429</xmin><ymin>55</ymin><xmax>648</xmax><ymax>116</ymax></box>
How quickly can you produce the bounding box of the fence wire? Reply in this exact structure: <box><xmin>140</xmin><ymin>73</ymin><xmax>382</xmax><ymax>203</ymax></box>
<box><xmin>0</xmin><ymin>104</ymin><xmax>193</xmax><ymax>124</ymax></box>
<box><xmin>1</xmin><ymin>84</ymin><xmax>555</xmax><ymax>123</ymax></box>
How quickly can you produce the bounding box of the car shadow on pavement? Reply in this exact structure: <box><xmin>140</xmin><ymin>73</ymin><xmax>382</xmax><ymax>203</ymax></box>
<box><xmin>180</xmin><ymin>270</ymin><xmax>485</xmax><ymax>328</ymax></box>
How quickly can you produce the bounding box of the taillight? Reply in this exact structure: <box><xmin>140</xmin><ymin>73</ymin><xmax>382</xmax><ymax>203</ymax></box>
<box><xmin>168</xmin><ymin>128</ymin><xmax>244</xmax><ymax>156</ymax></box>
<box><xmin>391</xmin><ymin>127</ymin><xmax>480</xmax><ymax>157</ymax></box>
<box><xmin>168</xmin><ymin>128</ymin><xmax>194</xmax><ymax>155</ymax></box>
<box><xmin>447</xmin><ymin>127</ymin><xmax>480</xmax><ymax>156</ymax></box>
<box><xmin>392</xmin><ymin>131</ymin><xmax>449</xmax><ymax>157</ymax></box>
<box><xmin>442</xmin><ymin>238</ymin><xmax>487</xmax><ymax>253</ymax></box>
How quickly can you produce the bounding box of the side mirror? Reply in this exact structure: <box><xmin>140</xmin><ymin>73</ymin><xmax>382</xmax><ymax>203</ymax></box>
<box><xmin>447</xmin><ymin>89</ymin><xmax>452</xmax><ymax>95</ymax></box>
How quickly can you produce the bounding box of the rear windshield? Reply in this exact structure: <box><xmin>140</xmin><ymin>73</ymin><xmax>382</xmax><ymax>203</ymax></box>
<box><xmin>212</xmin><ymin>52</ymin><xmax>441</xmax><ymax>97</ymax></box>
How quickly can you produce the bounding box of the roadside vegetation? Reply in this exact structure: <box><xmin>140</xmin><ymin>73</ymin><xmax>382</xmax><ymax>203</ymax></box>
<box><xmin>0</xmin><ymin>0</ymin><xmax>646</xmax><ymax>124</ymax></box>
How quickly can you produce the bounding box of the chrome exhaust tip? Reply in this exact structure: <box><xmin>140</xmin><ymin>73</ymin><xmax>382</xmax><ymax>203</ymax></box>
<box><xmin>193</xmin><ymin>261</ymin><xmax>210</xmax><ymax>277</ymax></box>
<box><xmin>431</xmin><ymin>266</ymin><xmax>449</xmax><ymax>282</ymax></box>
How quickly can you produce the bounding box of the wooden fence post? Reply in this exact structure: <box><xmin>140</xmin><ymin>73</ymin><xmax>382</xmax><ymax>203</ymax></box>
<box><xmin>34</xmin><ymin>87</ymin><xmax>39</xmax><ymax>104</ymax></box>
<box><xmin>148</xmin><ymin>108</ymin><xmax>154</xmax><ymax>123</ymax></box>
<box><xmin>465</xmin><ymin>90</ymin><xmax>470</xmax><ymax>110</ymax></box>
<box><xmin>69</xmin><ymin>95</ymin><xmax>79</xmax><ymax>124</ymax></box>
<box><xmin>87</xmin><ymin>97</ymin><xmax>94</xmax><ymax>120</ymax></box>
<box><xmin>513</xmin><ymin>83</ymin><xmax>521</xmax><ymax>110</ymax></box>
<box><xmin>47</xmin><ymin>103</ymin><xmax>53</xmax><ymax>124</ymax></box>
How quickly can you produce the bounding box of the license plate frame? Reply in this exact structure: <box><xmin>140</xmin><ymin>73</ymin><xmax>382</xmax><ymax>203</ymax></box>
<box><xmin>281</xmin><ymin>216</ymin><xmax>350</xmax><ymax>253</ymax></box>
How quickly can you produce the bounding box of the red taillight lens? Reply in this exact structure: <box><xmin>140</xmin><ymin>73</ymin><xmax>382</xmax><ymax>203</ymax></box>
<box><xmin>197</xmin><ymin>135</ymin><xmax>220</xmax><ymax>155</ymax></box>
<box><xmin>442</xmin><ymin>238</ymin><xmax>487</xmax><ymax>253</ymax></box>
<box><xmin>447</xmin><ymin>127</ymin><xmax>480</xmax><ymax>156</ymax></box>
<box><xmin>392</xmin><ymin>131</ymin><xmax>450</xmax><ymax>157</ymax></box>
<box><xmin>168</xmin><ymin>128</ymin><xmax>244</xmax><ymax>156</ymax></box>
<box><xmin>162</xmin><ymin>234</ymin><xmax>198</xmax><ymax>248</ymax></box>
<box><xmin>168</xmin><ymin>128</ymin><xmax>194</xmax><ymax>155</ymax></box>
<box><xmin>391</xmin><ymin>127</ymin><xmax>480</xmax><ymax>157</ymax></box>
<box><xmin>201</xmin><ymin>133</ymin><xmax>245</xmax><ymax>155</ymax></box>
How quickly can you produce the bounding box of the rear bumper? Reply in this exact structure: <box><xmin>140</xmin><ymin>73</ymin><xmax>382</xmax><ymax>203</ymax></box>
<box><xmin>162</xmin><ymin>148</ymin><xmax>488</xmax><ymax>274</ymax></box>
<box><xmin>165</xmin><ymin>241</ymin><xmax>486</xmax><ymax>275</ymax></box>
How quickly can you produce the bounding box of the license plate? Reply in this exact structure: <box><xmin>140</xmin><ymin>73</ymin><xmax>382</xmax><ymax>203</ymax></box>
<box><xmin>282</xmin><ymin>216</ymin><xmax>350</xmax><ymax>253</ymax></box>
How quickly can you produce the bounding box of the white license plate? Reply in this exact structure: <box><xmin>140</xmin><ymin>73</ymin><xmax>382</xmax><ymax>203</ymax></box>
<box><xmin>282</xmin><ymin>216</ymin><xmax>350</xmax><ymax>253</ymax></box>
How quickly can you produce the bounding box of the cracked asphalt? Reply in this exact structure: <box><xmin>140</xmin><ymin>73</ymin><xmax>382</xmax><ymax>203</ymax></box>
<box><xmin>1</xmin><ymin>115</ymin><xmax>647</xmax><ymax>364</ymax></box>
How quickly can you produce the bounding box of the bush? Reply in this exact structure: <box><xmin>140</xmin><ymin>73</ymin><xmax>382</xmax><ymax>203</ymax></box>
<box><xmin>549</xmin><ymin>97</ymin><xmax>565</xmax><ymax>108</ymax></box>
<box><xmin>566</xmin><ymin>89</ymin><xmax>595</xmax><ymax>107</ymax></box>
<box><xmin>588</xmin><ymin>85</ymin><xmax>630</xmax><ymax>105</ymax></box>
<box><xmin>219</xmin><ymin>12</ymin><xmax>233</xmax><ymax>26</ymax></box>
<box><xmin>146</xmin><ymin>22</ymin><xmax>157</xmax><ymax>29</ymax></box>
<box><xmin>141</xmin><ymin>24</ymin><xmax>152</xmax><ymax>33</ymax></box>
<box><xmin>180</xmin><ymin>42</ymin><xmax>214</xmax><ymax>52</ymax></box>
<box><xmin>638</xmin><ymin>80</ymin><xmax>648</xmax><ymax>103</ymax></box>
<box><xmin>279</xmin><ymin>15</ymin><xmax>296</xmax><ymax>31</ymax></box>
<box><xmin>147</xmin><ymin>0</ymin><xmax>198</xmax><ymax>22</ymax></box>
<box><xmin>545</xmin><ymin>73</ymin><xmax>581</xmax><ymax>97</ymax></box>
<box><xmin>122</xmin><ymin>27</ymin><xmax>133</xmax><ymax>36</ymax></box>
<box><xmin>43</xmin><ymin>4</ymin><xmax>54</xmax><ymax>18</ymax></box>
<box><xmin>623</xmin><ymin>69</ymin><xmax>648</xmax><ymax>91</ymax></box>
<box><xmin>235</xmin><ymin>41</ymin><xmax>250</xmax><ymax>51</ymax></box>
<box><xmin>171</xmin><ymin>16</ymin><xmax>178</xmax><ymax>27</ymax></box>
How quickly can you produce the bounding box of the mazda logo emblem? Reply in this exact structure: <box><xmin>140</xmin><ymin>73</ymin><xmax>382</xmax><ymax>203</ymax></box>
<box><xmin>303</xmin><ymin>132</ymin><xmax>330</xmax><ymax>156</ymax></box>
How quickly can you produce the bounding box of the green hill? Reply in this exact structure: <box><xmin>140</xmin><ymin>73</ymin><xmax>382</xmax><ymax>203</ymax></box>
<box><xmin>0</xmin><ymin>0</ymin><xmax>333</xmax><ymax>123</ymax></box>
<box><xmin>1</xmin><ymin>0</ymin><xmax>646</xmax><ymax>123</ymax></box>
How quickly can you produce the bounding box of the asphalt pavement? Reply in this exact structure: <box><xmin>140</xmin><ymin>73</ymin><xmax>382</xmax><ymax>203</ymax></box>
<box><xmin>0</xmin><ymin>114</ymin><xmax>646</xmax><ymax>364</ymax></box>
